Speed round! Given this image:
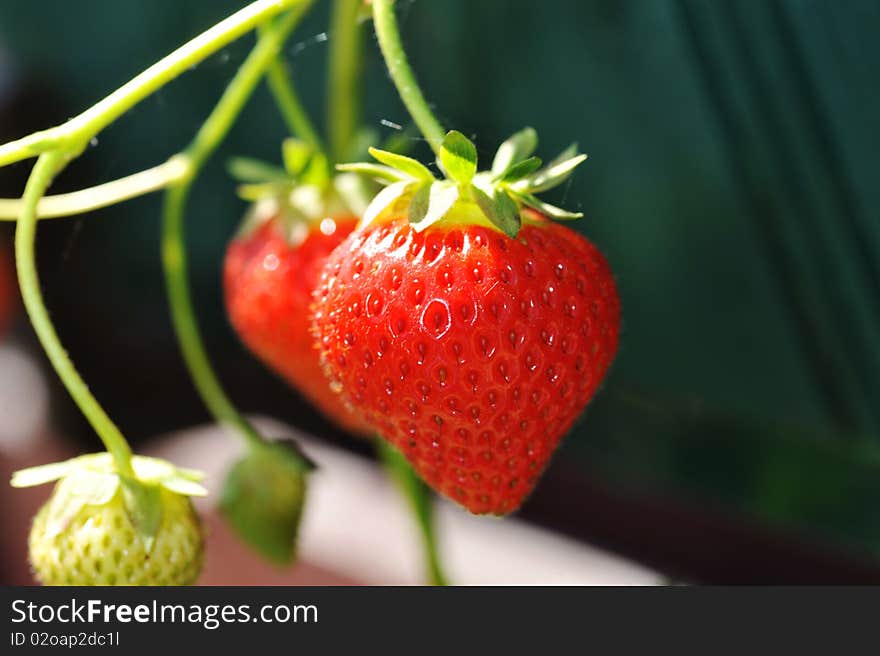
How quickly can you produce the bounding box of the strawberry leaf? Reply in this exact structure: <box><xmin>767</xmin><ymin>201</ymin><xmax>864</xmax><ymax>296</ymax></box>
<box><xmin>511</xmin><ymin>190</ymin><xmax>584</xmax><ymax>220</ymax></box>
<box><xmin>547</xmin><ymin>142</ymin><xmax>579</xmax><ymax>168</ymax></box>
<box><xmin>45</xmin><ymin>469</ymin><xmax>121</xmax><ymax>538</ymax></box>
<box><xmin>227</xmin><ymin>157</ymin><xmax>289</xmax><ymax>183</ymax></box>
<box><xmin>362</xmin><ymin>180</ymin><xmax>413</xmax><ymax>227</ymax></box>
<box><xmin>235</xmin><ymin>182</ymin><xmax>288</xmax><ymax>203</ymax></box>
<box><xmin>409</xmin><ymin>181</ymin><xmax>460</xmax><ymax>231</ymax></box>
<box><xmin>514</xmin><ymin>153</ymin><xmax>588</xmax><ymax>194</ymax></box>
<box><xmin>336</xmin><ymin>162</ymin><xmax>408</xmax><ymax>183</ymax></box>
<box><xmin>11</xmin><ymin>459</ymin><xmax>78</xmax><ymax>488</ymax></box>
<box><xmin>438</xmin><ymin>130</ymin><xmax>477</xmax><ymax>184</ymax></box>
<box><xmin>282</xmin><ymin>138</ymin><xmax>314</xmax><ymax>177</ymax></box>
<box><xmin>408</xmin><ymin>182</ymin><xmax>431</xmax><ymax>225</ymax></box>
<box><xmin>499</xmin><ymin>156</ymin><xmax>542</xmax><ymax>183</ymax></box>
<box><xmin>220</xmin><ymin>439</ymin><xmax>311</xmax><ymax>565</ymax></box>
<box><xmin>334</xmin><ymin>171</ymin><xmax>377</xmax><ymax>217</ymax></box>
<box><xmin>300</xmin><ymin>150</ymin><xmax>330</xmax><ymax>188</ymax></box>
<box><xmin>368</xmin><ymin>147</ymin><xmax>434</xmax><ymax>181</ymax></box>
<box><xmin>491</xmin><ymin>127</ymin><xmax>538</xmax><ymax>177</ymax></box>
<box><xmin>120</xmin><ymin>477</ymin><xmax>163</xmax><ymax>553</ymax></box>
<box><xmin>158</xmin><ymin>475</ymin><xmax>208</xmax><ymax>497</ymax></box>
<box><xmin>472</xmin><ymin>184</ymin><xmax>521</xmax><ymax>237</ymax></box>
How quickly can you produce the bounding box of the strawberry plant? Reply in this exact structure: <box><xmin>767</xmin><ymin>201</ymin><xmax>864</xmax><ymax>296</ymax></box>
<box><xmin>1</xmin><ymin>0</ymin><xmax>620</xmax><ymax>586</ymax></box>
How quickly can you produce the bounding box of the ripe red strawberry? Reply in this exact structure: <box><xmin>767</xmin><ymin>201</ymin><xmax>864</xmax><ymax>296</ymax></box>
<box><xmin>223</xmin><ymin>140</ymin><xmax>376</xmax><ymax>436</ymax></box>
<box><xmin>314</xmin><ymin>129</ymin><xmax>620</xmax><ymax>514</ymax></box>
<box><xmin>224</xmin><ymin>209</ymin><xmax>372</xmax><ymax>436</ymax></box>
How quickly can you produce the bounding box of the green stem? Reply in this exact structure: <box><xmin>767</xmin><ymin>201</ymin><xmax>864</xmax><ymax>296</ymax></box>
<box><xmin>378</xmin><ymin>441</ymin><xmax>449</xmax><ymax>586</ymax></box>
<box><xmin>0</xmin><ymin>157</ymin><xmax>188</xmax><ymax>220</ymax></box>
<box><xmin>0</xmin><ymin>0</ymin><xmax>303</xmax><ymax>170</ymax></box>
<box><xmin>162</xmin><ymin>6</ymin><xmax>309</xmax><ymax>449</ymax></box>
<box><xmin>15</xmin><ymin>151</ymin><xmax>134</xmax><ymax>476</ymax></box>
<box><xmin>327</xmin><ymin>0</ymin><xmax>364</xmax><ymax>163</ymax></box>
<box><xmin>372</xmin><ymin>0</ymin><xmax>445</xmax><ymax>155</ymax></box>
<box><xmin>264</xmin><ymin>47</ymin><xmax>325</xmax><ymax>153</ymax></box>
<box><xmin>70</xmin><ymin>0</ymin><xmax>304</xmax><ymax>145</ymax></box>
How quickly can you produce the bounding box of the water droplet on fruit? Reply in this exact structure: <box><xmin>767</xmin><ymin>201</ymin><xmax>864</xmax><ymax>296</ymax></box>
<box><xmin>319</xmin><ymin>218</ymin><xmax>337</xmax><ymax>235</ymax></box>
<box><xmin>366</xmin><ymin>290</ymin><xmax>384</xmax><ymax>317</ymax></box>
<box><xmin>262</xmin><ymin>253</ymin><xmax>279</xmax><ymax>271</ymax></box>
<box><xmin>421</xmin><ymin>299</ymin><xmax>451</xmax><ymax>339</ymax></box>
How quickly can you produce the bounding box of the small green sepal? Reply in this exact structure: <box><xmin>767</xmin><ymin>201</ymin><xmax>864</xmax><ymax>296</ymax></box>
<box><xmin>491</xmin><ymin>127</ymin><xmax>538</xmax><ymax>177</ymax></box>
<box><xmin>11</xmin><ymin>453</ymin><xmax>206</xmax><ymax>551</ymax></box>
<box><xmin>343</xmin><ymin>127</ymin><xmax>588</xmax><ymax>236</ymax></box>
<box><xmin>438</xmin><ymin>130</ymin><xmax>477</xmax><ymax>184</ymax></box>
<box><xmin>367</xmin><ymin>147</ymin><xmax>435</xmax><ymax>181</ymax></box>
<box><xmin>409</xmin><ymin>181</ymin><xmax>460</xmax><ymax>231</ymax></box>
<box><xmin>219</xmin><ymin>438</ymin><xmax>313</xmax><ymax>566</ymax></box>
<box><xmin>498</xmin><ymin>156</ymin><xmax>542</xmax><ymax>183</ymax></box>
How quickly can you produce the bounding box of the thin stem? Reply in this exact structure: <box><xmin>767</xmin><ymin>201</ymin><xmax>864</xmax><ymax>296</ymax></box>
<box><xmin>162</xmin><ymin>6</ymin><xmax>309</xmax><ymax>449</ymax></box>
<box><xmin>0</xmin><ymin>128</ymin><xmax>64</xmax><ymax>169</ymax></box>
<box><xmin>372</xmin><ymin>0</ymin><xmax>445</xmax><ymax>155</ymax></box>
<box><xmin>378</xmin><ymin>441</ymin><xmax>449</xmax><ymax>586</ymax></box>
<box><xmin>0</xmin><ymin>158</ymin><xmax>188</xmax><ymax>220</ymax></box>
<box><xmin>265</xmin><ymin>48</ymin><xmax>325</xmax><ymax>153</ymax></box>
<box><xmin>71</xmin><ymin>0</ymin><xmax>304</xmax><ymax>141</ymax></box>
<box><xmin>0</xmin><ymin>0</ymin><xmax>303</xmax><ymax>170</ymax></box>
<box><xmin>15</xmin><ymin>152</ymin><xmax>134</xmax><ymax>476</ymax></box>
<box><xmin>327</xmin><ymin>0</ymin><xmax>364</xmax><ymax>163</ymax></box>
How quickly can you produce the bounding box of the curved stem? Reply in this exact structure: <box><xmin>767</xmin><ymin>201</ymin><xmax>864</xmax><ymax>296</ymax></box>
<box><xmin>378</xmin><ymin>441</ymin><xmax>449</xmax><ymax>586</ymax></box>
<box><xmin>0</xmin><ymin>0</ymin><xmax>304</xmax><ymax>170</ymax></box>
<box><xmin>71</xmin><ymin>0</ymin><xmax>303</xmax><ymax>142</ymax></box>
<box><xmin>15</xmin><ymin>152</ymin><xmax>134</xmax><ymax>476</ymax></box>
<box><xmin>0</xmin><ymin>129</ymin><xmax>64</xmax><ymax>169</ymax></box>
<box><xmin>265</xmin><ymin>51</ymin><xmax>325</xmax><ymax>153</ymax></box>
<box><xmin>0</xmin><ymin>158</ymin><xmax>189</xmax><ymax>220</ymax></box>
<box><xmin>372</xmin><ymin>0</ymin><xmax>445</xmax><ymax>155</ymax></box>
<box><xmin>162</xmin><ymin>6</ymin><xmax>309</xmax><ymax>449</ymax></box>
<box><xmin>327</xmin><ymin>0</ymin><xmax>364</xmax><ymax>163</ymax></box>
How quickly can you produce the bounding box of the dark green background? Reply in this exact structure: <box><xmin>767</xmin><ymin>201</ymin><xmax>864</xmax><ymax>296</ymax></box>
<box><xmin>1</xmin><ymin>1</ymin><xmax>878</xmax><ymax>577</ymax></box>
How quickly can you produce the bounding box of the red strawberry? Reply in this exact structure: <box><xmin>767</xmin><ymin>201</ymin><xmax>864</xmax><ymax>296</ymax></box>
<box><xmin>225</xmin><ymin>209</ymin><xmax>372</xmax><ymax>436</ymax></box>
<box><xmin>223</xmin><ymin>139</ymin><xmax>377</xmax><ymax>436</ymax></box>
<box><xmin>313</xmin><ymin>129</ymin><xmax>620</xmax><ymax>514</ymax></box>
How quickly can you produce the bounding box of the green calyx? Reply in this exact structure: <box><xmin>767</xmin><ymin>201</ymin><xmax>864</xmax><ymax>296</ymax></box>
<box><xmin>12</xmin><ymin>453</ymin><xmax>206</xmax><ymax>552</ymax></box>
<box><xmin>228</xmin><ymin>137</ymin><xmax>376</xmax><ymax>242</ymax></box>
<box><xmin>338</xmin><ymin>127</ymin><xmax>588</xmax><ymax>237</ymax></box>
<box><xmin>220</xmin><ymin>438</ymin><xmax>315</xmax><ymax>565</ymax></box>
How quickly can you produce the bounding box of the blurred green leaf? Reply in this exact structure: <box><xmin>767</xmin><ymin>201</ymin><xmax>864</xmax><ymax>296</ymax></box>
<box><xmin>220</xmin><ymin>439</ymin><xmax>312</xmax><ymax>566</ymax></box>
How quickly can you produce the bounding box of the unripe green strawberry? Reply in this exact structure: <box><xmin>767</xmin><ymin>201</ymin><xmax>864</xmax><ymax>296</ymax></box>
<box><xmin>13</xmin><ymin>453</ymin><xmax>207</xmax><ymax>586</ymax></box>
<box><xmin>29</xmin><ymin>486</ymin><xmax>202</xmax><ymax>586</ymax></box>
